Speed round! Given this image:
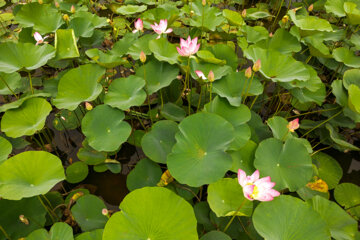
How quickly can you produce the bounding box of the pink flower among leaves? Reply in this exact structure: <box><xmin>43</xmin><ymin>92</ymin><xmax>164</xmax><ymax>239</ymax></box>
<box><xmin>132</xmin><ymin>18</ymin><xmax>143</xmax><ymax>33</ymax></box>
<box><xmin>195</xmin><ymin>70</ymin><xmax>207</xmax><ymax>80</ymax></box>
<box><xmin>150</xmin><ymin>19</ymin><xmax>172</xmax><ymax>39</ymax></box>
<box><xmin>33</xmin><ymin>32</ymin><xmax>48</xmax><ymax>45</ymax></box>
<box><xmin>238</xmin><ymin>169</ymin><xmax>280</xmax><ymax>202</ymax></box>
<box><xmin>287</xmin><ymin>118</ymin><xmax>300</xmax><ymax>132</ymax></box>
<box><xmin>176</xmin><ymin>36</ymin><xmax>200</xmax><ymax>57</ymax></box>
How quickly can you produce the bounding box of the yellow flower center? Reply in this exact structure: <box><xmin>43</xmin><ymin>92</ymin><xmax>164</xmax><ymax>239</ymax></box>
<box><xmin>250</xmin><ymin>185</ymin><xmax>259</xmax><ymax>199</ymax></box>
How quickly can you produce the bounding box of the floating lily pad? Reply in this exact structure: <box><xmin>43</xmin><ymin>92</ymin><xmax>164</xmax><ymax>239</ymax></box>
<box><xmin>15</xmin><ymin>3</ymin><xmax>63</xmax><ymax>34</ymax></box>
<box><xmin>0</xmin><ymin>72</ymin><xmax>22</xmax><ymax>95</ymax></box>
<box><xmin>69</xmin><ymin>17</ymin><xmax>94</xmax><ymax>38</ymax></box>
<box><xmin>343</xmin><ymin>69</ymin><xmax>360</xmax><ymax>89</ymax></box>
<box><xmin>0</xmin><ymin>197</ymin><xmax>47</xmax><ymax>240</ymax></box>
<box><xmin>230</xmin><ymin>140</ymin><xmax>257</xmax><ymax>174</ymax></box>
<box><xmin>0</xmin><ymin>42</ymin><xmax>55</xmax><ymax>73</ymax></box>
<box><xmin>136</xmin><ymin>59</ymin><xmax>179</xmax><ymax>94</ymax></box>
<box><xmin>85</xmin><ymin>48</ymin><xmax>128</xmax><ymax>68</ymax></box>
<box><xmin>333</xmin><ymin>47</ymin><xmax>360</xmax><ymax>68</ymax></box>
<box><xmin>75</xmin><ymin>229</ymin><xmax>103</xmax><ymax>240</ymax></box>
<box><xmin>104</xmin><ymin>75</ymin><xmax>146</xmax><ymax>110</ymax></box>
<box><xmin>0</xmin><ymin>151</ymin><xmax>65</xmax><ymax>200</ymax></box>
<box><xmin>160</xmin><ymin>102</ymin><xmax>186</xmax><ymax>121</ymax></box>
<box><xmin>254</xmin><ymin>137</ymin><xmax>313</xmax><ymax>191</ymax></box>
<box><xmin>0</xmin><ymin>136</ymin><xmax>12</xmax><ymax>164</ymax></box>
<box><xmin>190</xmin><ymin>59</ymin><xmax>232</xmax><ymax>81</ymax></box>
<box><xmin>267</xmin><ymin>116</ymin><xmax>293</xmax><ymax>140</ymax></box>
<box><xmin>207</xmin><ymin>178</ymin><xmax>253</xmax><ymax>217</ymax></box>
<box><xmin>244</xmin><ymin>45</ymin><xmax>310</xmax><ymax>82</ymax></box>
<box><xmin>167</xmin><ymin>112</ymin><xmax>234</xmax><ymax>187</ymax></box>
<box><xmin>103</xmin><ymin>187</ymin><xmax>198</xmax><ymax>240</ymax></box>
<box><xmin>200</xmin><ymin>231</ymin><xmax>232</xmax><ymax>240</ymax></box>
<box><xmin>127</xmin><ymin>34</ymin><xmax>157</xmax><ymax>59</ymax></box>
<box><xmin>253</xmin><ymin>195</ymin><xmax>331</xmax><ymax>240</ymax></box>
<box><xmin>223</xmin><ymin>9</ymin><xmax>244</xmax><ymax>26</ymax></box>
<box><xmin>149</xmin><ymin>38</ymin><xmax>178</xmax><ymax>65</ymax></box>
<box><xmin>344</xmin><ymin>2</ymin><xmax>360</xmax><ymax>25</ymax></box>
<box><xmin>1</xmin><ymin>98</ymin><xmax>52</xmax><ymax>138</ymax></box>
<box><xmin>187</xmin><ymin>1</ymin><xmax>224</xmax><ymax>31</ymax></box>
<box><xmin>53</xmin><ymin>64</ymin><xmax>105</xmax><ymax>111</ymax></box>
<box><xmin>325</xmin><ymin>0</ymin><xmax>346</xmax><ymax>17</ymax></box>
<box><xmin>26</xmin><ymin>222</ymin><xmax>74</xmax><ymax>240</ymax></box>
<box><xmin>334</xmin><ymin>183</ymin><xmax>360</xmax><ymax>219</ymax></box>
<box><xmin>116</xmin><ymin>5</ymin><xmax>147</xmax><ymax>15</ymax></box>
<box><xmin>55</xmin><ymin>29</ymin><xmax>79</xmax><ymax>60</ymax></box>
<box><xmin>81</xmin><ymin>105</ymin><xmax>132</xmax><ymax>152</ymax></box>
<box><xmin>126</xmin><ymin>158</ymin><xmax>162</xmax><ymax>191</ymax></box>
<box><xmin>141</xmin><ymin>120</ymin><xmax>178</xmax><ymax>164</ymax></box>
<box><xmin>72</xmin><ymin>11</ymin><xmax>108</xmax><ymax>29</ymax></box>
<box><xmin>308</xmin><ymin>195</ymin><xmax>358</xmax><ymax>240</ymax></box>
<box><xmin>71</xmin><ymin>195</ymin><xmax>108</xmax><ymax>231</ymax></box>
<box><xmin>312</xmin><ymin>152</ymin><xmax>342</xmax><ymax>190</ymax></box>
<box><xmin>66</xmin><ymin>161</ymin><xmax>89</xmax><ymax>184</ymax></box>
<box><xmin>288</xmin><ymin>9</ymin><xmax>333</xmax><ymax>32</ymax></box>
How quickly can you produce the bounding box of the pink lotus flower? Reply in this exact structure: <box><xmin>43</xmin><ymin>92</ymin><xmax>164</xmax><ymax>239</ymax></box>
<box><xmin>150</xmin><ymin>19</ymin><xmax>172</xmax><ymax>39</ymax></box>
<box><xmin>238</xmin><ymin>169</ymin><xmax>280</xmax><ymax>202</ymax></box>
<box><xmin>287</xmin><ymin>118</ymin><xmax>299</xmax><ymax>132</ymax></box>
<box><xmin>195</xmin><ymin>70</ymin><xmax>206</xmax><ymax>80</ymax></box>
<box><xmin>133</xmin><ymin>18</ymin><xmax>143</xmax><ymax>33</ymax></box>
<box><xmin>176</xmin><ymin>36</ymin><xmax>200</xmax><ymax>57</ymax></box>
<box><xmin>33</xmin><ymin>32</ymin><xmax>48</xmax><ymax>45</ymax></box>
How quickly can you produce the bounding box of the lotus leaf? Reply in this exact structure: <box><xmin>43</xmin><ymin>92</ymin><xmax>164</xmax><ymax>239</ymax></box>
<box><xmin>288</xmin><ymin>9</ymin><xmax>333</xmax><ymax>32</ymax></box>
<box><xmin>334</xmin><ymin>183</ymin><xmax>360</xmax><ymax>219</ymax></box>
<box><xmin>86</xmin><ymin>48</ymin><xmax>128</xmax><ymax>68</ymax></box>
<box><xmin>55</xmin><ymin>29</ymin><xmax>79</xmax><ymax>60</ymax></box>
<box><xmin>0</xmin><ymin>72</ymin><xmax>22</xmax><ymax>95</ymax></box>
<box><xmin>126</xmin><ymin>158</ymin><xmax>162</xmax><ymax>191</ymax></box>
<box><xmin>0</xmin><ymin>136</ymin><xmax>11</xmax><ymax>164</ymax></box>
<box><xmin>26</xmin><ymin>222</ymin><xmax>74</xmax><ymax>240</ymax></box>
<box><xmin>333</xmin><ymin>47</ymin><xmax>360</xmax><ymax>68</ymax></box>
<box><xmin>149</xmin><ymin>38</ymin><xmax>178</xmax><ymax>64</ymax></box>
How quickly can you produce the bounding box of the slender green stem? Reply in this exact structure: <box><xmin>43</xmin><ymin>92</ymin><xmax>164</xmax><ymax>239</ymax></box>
<box><xmin>143</xmin><ymin>63</ymin><xmax>153</xmax><ymax>125</ymax></box>
<box><xmin>243</xmin><ymin>74</ymin><xmax>254</xmax><ymax>104</ymax></box>
<box><xmin>0</xmin><ymin>225</ymin><xmax>11</xmax><ymax>240</ymax></box>
<box><xmin>28</xmin><ymin>71</ymin><xmax>34</xmax><ymax>94</ymax></box>
<box><xmin>250</xmin><ymin>95</ymin><xmax>259</xmax><ymax>110</ymax></box>
<box><xmin>223</xmin><ymin>198</ymin><xmax>247</xmax><ymax>232</ymax></box>
<box><xmin>286</xmin><ymin>107</ymin><xmax>340</xmax><ymax>119</ymax></box>
<box><xmin>160</xmin><ymin>89</ymin><xmax>164</xmax><ymax>109</ymax></box>
<box><xmin>311</xmin><ymin>145</ymin><xmax>332</xmax><ymax>157</ymax></box>
<box><xmin>241</xmin><ymin>76</ymin><xmax>250</xmax><ymax>102</ymax></box>
<box><xmin>302</xmin><ymin>110</ymin><xmax>343</xmax><ymax>138</ymax></box>
<box><xmin>32</xmin><ymin>136</ymin><xmax>46</xmax><ymax>151</ymax></box>
<box><xmin>37</xmin><ymin>195</ymin><xmax>57</xmax><ymax>224</ymax></box>
<box><xmin>272</xmin><ymin>0</ymin><xmax>285</xmax><ymax>30</ymax></box>
<box><xmin>201</xmin><ymin>4</ymin><xmax>205</xmax><ymax>44</ymax></box>
<box><xmin>209</xmin><ymin>82</ymin><xmax>213</xmax><ymax>102</ymax></box>
<box><xmin>0</xmin><ymin>76</ymin><xmax>18</xmax><ymax>99</ymax></box>
<box><xmin>185</xmin><ymin>57</ymin><xmax>191</xmax><ymax>114</ymax></box>
<box><xmin>196</xmin><ymin>84</ymin><xmax>203</xmax><ymax>112</ymax></box>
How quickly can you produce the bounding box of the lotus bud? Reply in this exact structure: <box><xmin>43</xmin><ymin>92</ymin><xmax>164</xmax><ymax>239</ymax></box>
<box><xmin>208</xmin><ymin>70</ymin><xmax>215</xmax><ymax>82</ymax></box>
<box><xmin>308</xmin><ymin>4</ymin><xmax>313</xmax><ymax>12</ymax></box>
<box><xmin>202</xmin><ymin>0</ymin><xmax>206</xmax><ymax>6</ymax></box>
<box><xmin>269</xmin><ymin>32</ymin><xmax>273</xmax><ymax>37</ymax></box>
<box><xmin>140</xmin><ymin>51</ymin><xmax>146</xmax><ymax>63</ymax></box>
<box><xmin>245</xmin><ymin>67</ymin><xmax>252</xmax><ymax>79</ymax></box>
<box><xmin>157</xmin><ymin>170</ymin><xmax>174</xmax><ymax>187</ymax></box>
<box><xmin>19</xmin><ymin>215</ymin><xmax>29</xmax><ymax>225</ymax></box>
<box><xmin>63</xmin><ymin>14</ymin><xmax>70</xmax><ymax>22</ymax></box>
<box><xmin>71</xmin><ymin>192</ymin><xmax>84</xmax><ymax>201</ymax></box>
<box><xmin>55</xmin><ymin>1</ymin><xmax>60</xmax><ymax>8</ymax></box>
<box><xmin>252</xmin><ymin>59</ymin><xmax>261</xmax><ymax>72</ymax></box>
<box><xmin>85</xmin><ymin>102</ymin><xmax>93</xmax><ymax>111</ymax></box>
<box><xmin>102</xmin><ymin>208</ymin><xmax>109</xmax><ymax>216</ymax></box>
<box><xmin>287</xmin><ymin>118</ymin><xmax>299</xmax><ymax>132</ymax></box>
<box><xmin>70</xmin><ymin>5</ymin><xmax>75</xmax><ymax>13</ymax></box>
<box><xmin>190</xmin><ymin>10</ymin><xmax>194</xmax><ymax>17</ymax></box>
<box><xmin>241</xmin><ymin>9</ymin><xmax>247</xmax><ymax>18</ymax></box>
<box><xmin>282</xmin><ymin>15</ymin><xmax>289</xmax><ymax>24</ymax></box>
<box><xmin>38</xmin><ymin>0</ymin><xmax>43</xmax><ymax>4</ymax></box>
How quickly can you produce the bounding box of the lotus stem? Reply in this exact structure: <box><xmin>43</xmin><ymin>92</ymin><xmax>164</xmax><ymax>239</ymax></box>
<box><xmin>243</xmin><ymin>73</ymin><xmax>254</xmax><ymax>104</ymax></box>
<box><xmin>28</xmin><ymin>71</ymin><xmax>34</xmax><ymax>94</ymax></box>
<box><xmin>301</xmin><ymin>110</ymin><xmax>343</xmax><ymax>138</ymax></box>
<box><xmin>223</xmin><ymin>198</ymin><xmax>247</xmax><ymax>232</ymax></box>
<box><xmin>0</xmin><ymin>225</ymin><xmax>11</xmax><ymax>240</ymax></box>
<box><xmin>0</xmin><ymin>75</ymin><xmax>18</xmax><ymax>99</ymax></box>
<box><xmin>196</xmin><ymin>84</ymin><xmax>203</xmax><ymax>112</ymax></box>
<box><xmin>272</xmin><ymin>0</ymin><xmax>285</xmax><ymax>30</ymax></box>
<box><xmin>143</xmin><ymin>63</ymin><xmax>153</xmax><ymax>125</ymax></box>
<box><xmin>37</xmin><ymin>195</ymin><xmax>57</xmax><ymax>224</ymax></box>
<box><xmin>286</xmin><ymin>107</ymin><xmax>340</xmax><ymax>119</ymax></box>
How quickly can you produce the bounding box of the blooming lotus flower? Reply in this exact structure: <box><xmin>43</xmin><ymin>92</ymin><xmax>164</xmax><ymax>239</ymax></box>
<box><xmin>151</xmin><ymin>19</ymin><xmax>172</xmax><ymax>39</ymax></box>
<box><xmin>195</xmin><ymin>70</ymin><xmax>206</xmax><ymax>80</ymax></box>
<box><xmin>238</xmin><ymin>169</ymin><xmax>280</xmax><ymax>201</ymax></box>
<box><xmin>176</xmin><ymin>36</ymin><xmax>200</xmax><ymax>57</ymax></box>
<box><xmin>33</xmin><ymin>32</ymin><xmax>48</xmax><ymax>45</ymax></box>
<box><xmin>133</xmin><ymin>18</ymin><xmax>143</xmax><ymax>33</ymax></box>
<box><xmin>287</xmin><ymin>118</ymin><xmax>299</xmax><ymax>132</ymax></box>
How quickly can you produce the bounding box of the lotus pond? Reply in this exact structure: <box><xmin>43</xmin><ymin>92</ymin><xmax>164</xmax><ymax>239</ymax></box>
<box><xmin>0</xmin><ymin>0</ymin><xmax>360</xmax><ymax>239</ymax></box>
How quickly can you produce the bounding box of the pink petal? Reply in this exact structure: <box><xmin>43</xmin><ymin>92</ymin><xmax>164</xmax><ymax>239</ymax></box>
<box><xmin>255</xmin><ymin>176</ymin><xmax>271</xmax><ymax>184</ymax></box>
<box><xmin>165</xmin><ymin>28</ymin><xmax>173</xmax><ymax>34</ymax></box>
<box><xmin>269</xmin><ymin>189</ymin><xmax>280</xmax><ymax>197</ymax></box>
<box><xmin>132</xmin><ymin>29</ymin><xmax>138</xmax><ymax>33</ymax></box>
<box><xmin>243</xmin><ymin>185</ymin><xmax>255</xmax><ymax>200</ymax></box>
<box><xmin>256</xmin><ymin>194</ymin><xmax>274</xmax><ymax>202</ymax></box>
<box><xmin>193</xmin><ymin>43</ymin><xmax>200</xmax><ymax>54</ymax></box>
<box><xmin>250</xmin><ymin>170</ymin><xmax>260</xmax><ymax>182</ymax></box>
<box><xmin>156</xmin><ymin>35</ymin><xmax>161</xmax><ymax>39</ymax></box>
<box><xmin>34</xmin><ymin>32</ymin><xmax>42</xmax><ymax>42</ymax></box>
<box><xmin>192</xmin><ymin>37</ymin><xmax>198</xmax><ymax>45</ymax></box>
<box><xmin>180</xmin><ymin>38</ymin><xmax>186</xmax><ymax>47</ymax></box>
<box><xmin>176</xmin><ymin>47</ymin><xmax>184</xmax><ymax>56</ymax></box>
<box><xmin>195</xmin><ymin>70</ymin><xmax>206</xmax><ymax>79</ymax></box>
<box><xmin>238</xmin><ymin>169</ymin><xmax>247</xmax><ymax>187</ymax></box>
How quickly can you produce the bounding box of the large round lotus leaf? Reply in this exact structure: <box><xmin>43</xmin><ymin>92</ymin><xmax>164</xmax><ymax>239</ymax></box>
<box><xmin>204</xmin><ymin>96</ymin><xmax>251</xmax><ymax>127</ymax></box>
<box><xmin>53</xmin><ymin>64</ymin><xmax>105</xmax><ymax>110</ymax></box>
<box><xmin>253</xmin><ymin>195</ymin><xmax>331</xmax><ymax>240</ymax></box>
<box><xmin>244</xmin><ymin>45</ymin><xmax>310</xmax><ymax>82</ymax></box>
<box><xmin>230</xmin><ymin>140</ymin><xmax>257</xmax><ymax>174</ymax></box>
<box><xmin>116</xmin><ymin>5</ymin><xmax>147</xmax><ymax>15</ymax></box>
<box><xmin>103</xmin><ymin>187</ymin><xmax>198</xmax><ymax>240</ymax></box>
<box><xmin>160</xmin><ymin>102</ymin><xmax>186</xmax><ymax>122</ymax></box>
<box><xmin>66</xmin><ymin>161</ymin><xmax>89</xmax><ymax>184</ymax></box>
<box><xmin>344</xmin><ymin>2</ymin><xmax>360</xmax><ymax>25</ymax></box>
<box><xmin>126</xmin><ymin>158</ymin><xmax>162</xmax><ymax>191</ymax></box>
<box><xmin>190</xmin><ymin>59</ymin><xmax>232</xmax><ymax>81</ymax></box>
<box><xmin>348</xmin><ymin>84</ymin><xmax>360</xmax><ymax>113</ymax></box>
<box><xmin>55</xmin><ymin>29</ymin><xmax>80</xmax><ymax>60</ymax></box>
<box><xmin>85</xmin><ymin>48</ymin><xmax>128</xmax><ymax>68</ymax></box>
<box><xmin>0</xmin><ymin>42</ymin><xmax>55</xmax><ymax>73</ymax></box>
<box><xmin>257</xmin><ymin>28</ymin><xmax>301</xmax><ymax>54</ymax></box>
<box><xmin>343</xmin><ymin>69</ymin><xmax>360</xmax><ymax>89</ymax></box>
<box><xmin>197</xmin><ymin>50</ymin><xmax>226</xmax><ymax>65</ymax></box>
<box><xmin>81</xmin><ymin>104</ymin><xmax>132</xmax><ymax>152</ymax></box>
<box><xmin>200</xmin><ymin>231</ymin><xmax>232</xmax><ymax>240</ymax></box>
<box><xmin>75</xmin><ymin>229</ymin><xmax>103</xmax><ymax>240</ymax></box>
<box><xmin>127</xmin><ymin>34</ymin><xmax>157</xmax><ymax>59</ymax></box>
<box><xmin>333</xmin><ymin>47</ymin><xmax>360</xmax><ymax>68</ymax></box>
<box><xmin>0</xmin><ymin>136</ymin><xmax>12</xmax><ymax>164</ymax></box>
<box><xmin>72</xmin><ymin>11</ymin><xmax>108</xmax><ymax>29</ymax></box>
<box><xmin>213</xmin><ymin>71</ymin><xmax>263</xmax><ymax>107</ymax></box>
<box><xmin>312</xmin><ymin>152</ymin><xmax>342</xmax><ymax>190</ymax></box>
<box><xmin>287</xmin><ymin>9</ymin><xmax>333</xmax><ymax>32</ymax></box>
<box><xmin>77</xmin><ymin>141</ymin><xmax>107</xmax><ymax>165</ymax></box>
<box><xmin>104</xmin><ymin>75</ymin><xmax>146</xmax><ymax>110</ymax></box>
<box><xmin>325</xmin><ymin>0</ymin><xmax>346</xmax><ymax>17</ymax></box>
<box><xmin>228</xmin><ymin>124</ymin><xmax>251</xmax><ymax>150</ymax></box>
<box><xmin>244</xmin><ymin>25</ymin><xmax>269</xmax><ymax>44</ymax></box>
<box><xmin>141</xmin><ymin>120</ymin><xmax>178</xmax><ymax>163</ymax></box>
<box><xmin>135</xmin><ymin>59</ymin><xmax>179</xmax><ymax>94</ymax></box>
<box><xmin>111</xmin><ymin>33</ymin><xmax>138</xmax><ymax>57</ymax></box>
<box><xmin>210</xmin><ymin>44</ymin><xmax>238</xmax><ymax>70</ymax></box>
<box><xmin>26</xmin><ymin>222</ymin><xmax>74</xmax><ymax>240</ymax></box>
<box><xmin>52</xmin><ymin>107</ymin><xmax>83</xmax><ymax>131</ymax></box>
<box><xmin>267</xmin><ymin>116</ymin><xmax>293</xmax><ymax>140</ymax></box>
<box><xmin>15</xmin><ymin>3</ymin><xmax>63</xmax><ymax>34</ymax></box>
<box><xmin>0</xmin><ymin>197</ymin><xmax>47</xmax><ymax>240</ymax></box>
<box><xmin>167</xmin><ymin>112</ymin><xmax>234</xmax><ymax>187</ymax></box>
<box><xmin>0</xmin><ymin>151</ymin><xmax>65</xmax><ymax>200</ymax></box>
<box><xmin>71</xmin><ymin>195</ymin><xmax>108</xmax><ymax>232</ymax></box>
<box><xmin>149</xmin><ymin>38</ymin><xmax>178</xmax><ymax>65</ymax></box>
<box><xmin>0</xmin><ymin>92</ymin><xmax>51</xmax><ymax>113</ymax></box>
<box><xmin>69</xmin><ymin>18</ymin><xmax>94</xmax><ymax>38</ymax></box>
<box><xmin>223</xmin><ymin>9</ymin><xmax>244</xmax><ymax>26</ymax></box>
<box><xmin>308</xmin><ymin>196</ymin><xmax>358</xmax><ymax>240</ymax></box>
<box><xmin>254</xmin><ymin>137</ymin><xmax>313</xmax><ymax>191</ymax></box>
<box><xmin>1</xmin><ymin>98</ymin><xmax>52</xmax><ymax>138</ymax></box>
<box><xmin>0</xmin><ymin>72</ymin><xmax>22</xmax><ymax>95</ymax></box>
<box><xmin>207</xmin><ymin>178</ymin><xmax>253</xmax><ymax>217</ymax></box>
<box><xmin>334</xmin><ymin>183</ymin><xmax>360</xmax><ymax>219</ymax></box>
<box><xmin>188</xmin><ymin>1</ymin><xmax>224</xmax><ymax>31</ymax></box>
